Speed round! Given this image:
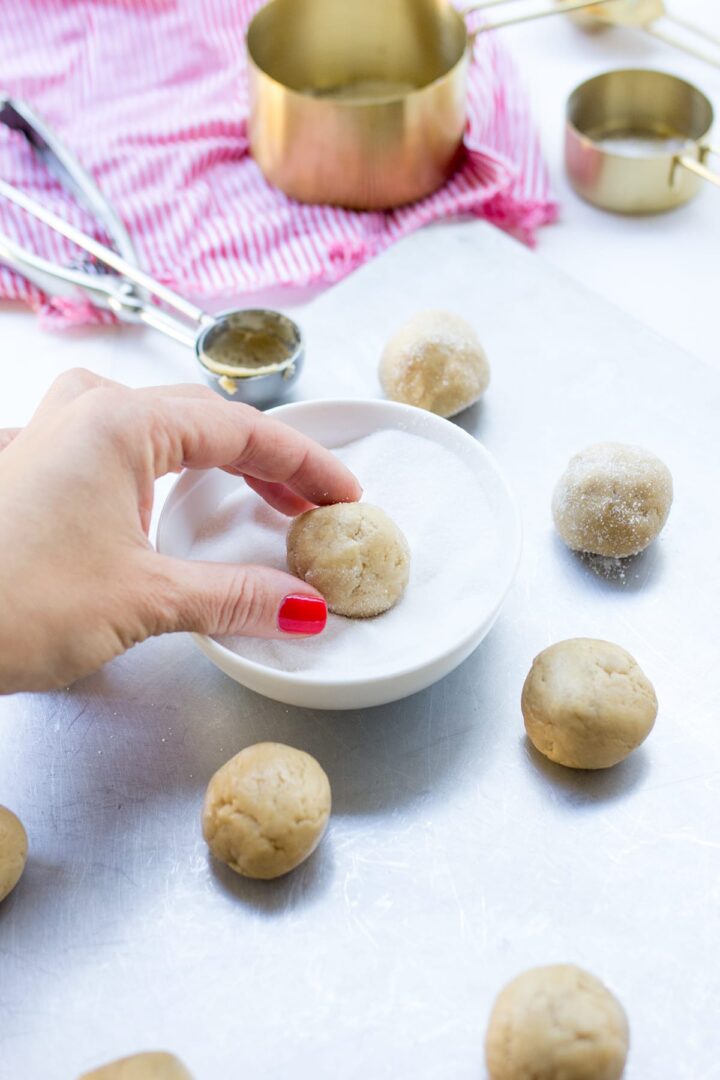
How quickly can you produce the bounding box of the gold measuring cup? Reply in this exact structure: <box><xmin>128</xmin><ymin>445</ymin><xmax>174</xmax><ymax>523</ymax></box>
<box><xmin>247</xmin><ymin>0</ymin><xmax>616</xmax><ymax>210</ymax></box>
<box><xmin>557</xmin><ymin>0</ymin><xmax>720</xmax><ymax>69</ymax></box>
<box><xmin>565</xmin><ymin>69</ymin><xmax>720</xmax><ymax>214</ymax></box>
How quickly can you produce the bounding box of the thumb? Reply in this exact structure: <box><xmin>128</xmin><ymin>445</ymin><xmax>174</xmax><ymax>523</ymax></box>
<box><xmin>153</xmin><ymin>558</ymin><xmax>328</xmax><ymax>639</ymax></box>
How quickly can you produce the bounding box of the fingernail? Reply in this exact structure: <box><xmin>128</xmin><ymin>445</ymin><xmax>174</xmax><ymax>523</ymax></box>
<box><xmin>278</xmin><ymin>594</ymin><xmax>327</xmax><ymax>635</ymax></box>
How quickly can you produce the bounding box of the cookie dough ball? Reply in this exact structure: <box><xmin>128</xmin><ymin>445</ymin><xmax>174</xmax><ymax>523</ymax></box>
<box><xmin>486</xmin><ymin>964</ymin><xmax>629</xmax><ymax>1080</ymax></box>
<box><xmin>0</xmin><ymin>805</ymin><xmax>27</xmax><ymax>903</ymax></box>
<box><xmin>379</xmin><ymin>310</ymin><xmax>490</xmax><ymax>418</ymax></box>
<box><xmin>552</xmin><ymin>442</ymin><xmax>672</xmax><ymax>558</ymax></box>
<box><xmin>522</xmin><ymin>638</ymin><xmax>657</xmax><ymax>769</ymax></box>
<box><xmin>202</xmin><ymin>742</ymin><xmax>331</xmax><ymax>880</ymax></box>
<box><xmin>78</xmin><ymin>1052</ymin><xmax>192</xmax><ymax>1080</ymax></box>
<box><xmin>287</xmin><ymin>502</ymin><xmax>410</xmax><ymax>618</ymax></box>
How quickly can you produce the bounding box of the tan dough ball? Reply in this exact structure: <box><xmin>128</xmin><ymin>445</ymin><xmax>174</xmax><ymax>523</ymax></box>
<box><xmin>202</xmin><ymin>742</ymin><xmax>331</xmax><ymax>880</ymax></box>
<box><xmin>522</xmin><ymin>638</ymin><xmax>657</xmax><ymax>769</ymax></box>
<box><xmin>552</xmin><ymin>442</ymin><xmax>673</xmax><ymax>558</ymax></box>
<box><xmin>287</xmin><ymin>502</ymin><xmax>410</xmax><ymax>618</ymax></box>
<box><xmin>379</xmin><ymin>309</ymin><xmax>490</xmax><ymax>418</ymax></box>
<box><xmin>77</xmin><ymin>1052</ymin><xmax>192</xmax><ymax>1080</ymax></box>
<box><xmin>486</xmin><ymin>964</ymin><xmax>629</xmax><ymax>1080</ymax></box>
<box><xmin>0</xmin><ymin>805</ymin><xmax>27</xmax><ymax>903</ymax></box>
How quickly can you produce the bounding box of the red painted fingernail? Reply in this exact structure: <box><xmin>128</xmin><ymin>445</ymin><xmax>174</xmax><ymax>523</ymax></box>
<box><xmin>278</xmin><ymin>594</ymin><xmax>327</xmax><ymax>635</ymax></box>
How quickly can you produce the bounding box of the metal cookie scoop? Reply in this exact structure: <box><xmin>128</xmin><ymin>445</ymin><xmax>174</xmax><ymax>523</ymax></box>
<box><xmin>0</xmin><ymin>95</ymin><xmax>303</xmax><ymax>406</ymax></box>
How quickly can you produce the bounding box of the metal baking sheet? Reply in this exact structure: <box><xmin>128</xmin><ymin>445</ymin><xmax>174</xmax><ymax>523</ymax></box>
<box><xmin>1</xmin><ymin>221</ymin><xmax>718</xmax><ymax>1079</ymax></box>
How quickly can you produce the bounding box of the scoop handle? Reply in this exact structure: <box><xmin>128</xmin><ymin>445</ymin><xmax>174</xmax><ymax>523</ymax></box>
<box><xmin>0</xmin><ymin>177</ymin><xmax>209</xmax><ymax>328</ymax></box>
<box><xmin>643</xmin><ymin>22</ymin><xmax>720</xmax><ymax>70</ymax></box>
<box><xmin>0</xmin><ymin>94</ymin><xmax>139</xmax><ymax>267</ymax></box>
<box><xmin>463</xmin><ymin>0</ymin><xmax>616</xmax><ymax>32</ymax></box>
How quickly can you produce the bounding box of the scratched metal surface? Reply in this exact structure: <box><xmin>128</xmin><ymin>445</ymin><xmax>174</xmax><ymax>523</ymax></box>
<box><xmin>1</xmin><ymin>222</ymin><xmax>719</xmax><ymax>1080</ymax></box>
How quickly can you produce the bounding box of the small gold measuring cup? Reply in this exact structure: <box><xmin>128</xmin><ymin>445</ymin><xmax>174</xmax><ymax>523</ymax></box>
<box><xmin>565</xmin><ymin>69</ymin><xmax>720</xmax><ymax>214</ymax></box>
<box><xmin>247</xmin><ymin>0</ymin><xmax>617</xmax><ymax>210</ymax></box>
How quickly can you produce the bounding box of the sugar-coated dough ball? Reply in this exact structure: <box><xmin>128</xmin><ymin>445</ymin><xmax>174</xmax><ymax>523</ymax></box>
<box><xmin>379</xmin><ymin>309</ymin><xmax>490</xmax><ymax>418</ymax></box>
<box><xmin>486</xmin><ymin>964</ymin><xmax>629</xmax><ymax>1080</ymax></box>
<box><xmin>522</xmin><ymin>638</ymin><xmax>657</xmax><ymax>769</ymax></box>
<box><xmin>552</xmin><ymin>442</ymin><xmax>672</xmax><ymax>558</ymax></box>
<box><xmin>0</xmin><ymin>805</ymin><xmax>27</xmax><ymax>903</ymax></box>
<box><xmin>287</xmin><ymin>502</ymin><xmax>410</xmax><ymax>618</ymax></box>
<box><xmin>77</xmin><ymin>1051</ymin><xmax>192</xmax><ymax>1079</ymax></box>
<box><xmin>202</xmin><ymin>742</ymin><xmax>331</xmax><ymax>880</ymax></box>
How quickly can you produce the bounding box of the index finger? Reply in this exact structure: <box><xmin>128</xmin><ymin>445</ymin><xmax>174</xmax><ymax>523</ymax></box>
<box><xmin>143</xmin><ymin>394</ymin><xmax>362</xmax><ymax>506</ymax></box>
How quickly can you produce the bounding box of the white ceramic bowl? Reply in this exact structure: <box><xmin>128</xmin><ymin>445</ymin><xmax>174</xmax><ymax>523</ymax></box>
<box><xmin>156</xmin><ymin>400</ymin><xmax>521</xmax><ymax>709</ymax></box>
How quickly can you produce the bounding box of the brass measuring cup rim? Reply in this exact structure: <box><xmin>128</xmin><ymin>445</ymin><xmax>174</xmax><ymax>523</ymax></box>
<box><xmin>246</xmin><ymin>60</ymin><xmax>466</xmax><ymax>106</ymax></box>
<box><xmin>246</xmin><ymin>0</ymin><xmax>472</xmax><ymax>106</ymax></box>
<box><xmin>566</xmin><ymin>67</ymin><xmax>715</xmax><ymax>155</ymax></box>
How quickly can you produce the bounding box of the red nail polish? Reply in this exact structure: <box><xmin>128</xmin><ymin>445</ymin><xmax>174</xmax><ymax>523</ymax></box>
<box><xmin>278</xmin><ymin>594</ymin><xmax>327</xmax><ymax>635</ymax></box>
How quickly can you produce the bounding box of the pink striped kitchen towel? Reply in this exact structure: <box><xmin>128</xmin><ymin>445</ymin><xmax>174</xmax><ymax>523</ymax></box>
<box><xmin>0</xmin><ymin>1</ymin><xmax>557</xmax><ymax>327</ymax></box>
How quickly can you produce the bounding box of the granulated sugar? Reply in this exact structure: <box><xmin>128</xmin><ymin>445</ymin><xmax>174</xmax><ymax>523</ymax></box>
<box><xmin>188</xmin><ymin>429</ymin><xmax>499</xmax><ymax>680</ymax></box>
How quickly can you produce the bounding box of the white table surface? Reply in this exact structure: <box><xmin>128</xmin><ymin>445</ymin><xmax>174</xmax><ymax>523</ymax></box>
<box><xmin>2</xmin><ymin>219</ymin><xmax>720</xmax><ymax>1080</ymax></box>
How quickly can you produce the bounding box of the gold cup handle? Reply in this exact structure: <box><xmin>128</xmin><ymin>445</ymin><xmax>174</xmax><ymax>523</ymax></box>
<box><xmin>643</xmin><ymin>19</ymin><xmax>720</xmax><ymax>71</ymax></box>
<box><xmin>463</xmin><ymin>0</ymin><xmax>616</xmax><ymax>35</ymax></box>
<box><xmin>464</xmin><ymin>1</ymin><xmax>720</xmax><ymax>70</ymax></box>
<box><xmin>675</xmin><ymin>146</ymin><xmax>720</xmax><ymax>192</ymax></box>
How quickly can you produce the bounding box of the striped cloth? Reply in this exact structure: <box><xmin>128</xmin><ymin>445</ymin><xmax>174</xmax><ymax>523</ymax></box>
<box><xmin>0</xmin><ymin>1</ymin><xmax>557</xmax><ymax>327</ymax></box>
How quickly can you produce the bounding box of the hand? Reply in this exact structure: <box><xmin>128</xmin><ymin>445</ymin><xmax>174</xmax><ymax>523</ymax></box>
<box><xmin>0</xmin><ymin>370</ymin><xmax>361</xmax><ymax>694</ymax></box>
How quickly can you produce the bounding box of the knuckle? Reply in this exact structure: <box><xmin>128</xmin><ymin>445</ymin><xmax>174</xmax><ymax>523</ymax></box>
<box><xmin>286</xmin><ymin>446</ymin><xmax>311</xmax><ymax>487</ymax></box>
<box><xmin>133</xmin><ymin>557</ymin><xmax>187</xmax><ymax>637</ymax></box>
<box><xmin>217</xmin><ymin>570</ymin><xmax>260</xmax><ymax>635</ymax></box>
<box><xmin>213</xmin><ymin>569</ymin><xmax>275</xmax><ymax>636</ymax></box>
<box><xmin>192</xmin><ymin>384</ymin><xmax>218</xmax><ymax>402</ymax></box>
<box><xmin>53</xmin><ymin>367</ymin><xmax>104</xmax><ymax>395</ymax></box>
<box><xmin>141</xmin><ymin>402</ymin><xmax>179</xmax><ymax>472</ymax></box>
<box><xmin>234</xmin><ymin>417</ymin><xmax>259</xmax><ymax>464</ymax></box>
<box><xmin>71</xmin><ymin>385</ymin><xmax>136</xmax><ymax>437</ymax></box>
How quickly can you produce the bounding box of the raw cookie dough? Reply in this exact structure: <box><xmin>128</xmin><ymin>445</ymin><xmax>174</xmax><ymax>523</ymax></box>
<box><xmin>202</xmin><ymin>742</ymin><xmax>331</xmax><ymax>880</ymax></box>
<box><xmin>486</xmin><ymin>964</ymin><xmax>629</xmax><ymax>1080</ymax></box>
<box><xmin>522</xmin><ymin>638</ymin><xmax>657</xmax><ymax>769</ymax></box>
<box><xmin>0</xmin><ymin>805</ymin><xmax>27</xmax><ymax>903</ymax></box>
<box><xmin>552</xmin><ymin>442</ymin><xmax>673</xmax><ymax>558</ymax></box>
<box><xmin>287</xmin><ymin>502</ymin><xmax>410</xmax><ymax>618</ymax></box>
<box><xmin>379</xmin><ymin>309</ymin><xmax>490</xmax><ymax>418</ymax></box>
<box><xmin>77</xmin><ymin>1052</ymin><xmax>192</xmax><ymax>1079</ymax></box>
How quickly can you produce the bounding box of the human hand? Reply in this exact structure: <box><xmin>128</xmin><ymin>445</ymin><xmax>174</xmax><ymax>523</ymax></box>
<box><xmin>0</xmin><ymin>370</ymin><xmax>361</xmax><ymax>694</ymax></box>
